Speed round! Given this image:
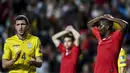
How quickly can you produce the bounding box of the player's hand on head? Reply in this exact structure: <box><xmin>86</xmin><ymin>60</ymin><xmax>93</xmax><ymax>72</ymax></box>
<box><xmin>121</xmin><ymin>19</ymin><xmax>128</xmax><ymax>24</ymax></box>
<box><xmin>99</xmin><ymin>15</ymin><xmax>104</xmax><ymax>18</ymax></box>
<box><xmin>103</xmin><ymin>14</ymin><xmax>112</xmax><ymax>17</ymax></box>
<box><xmin>65</xmin><ymin>25</ymin><xmax>73</xmax><ymax>31</ymax></box>
<box><xmin>103</xmin><ymin>14</ymin><xmax>114</xmax><ymax>20</ymax></box>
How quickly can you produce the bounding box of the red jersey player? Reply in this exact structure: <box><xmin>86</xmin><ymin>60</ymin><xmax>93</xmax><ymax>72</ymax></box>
<box><xmin>87</xmin><ymin>14</ymin><xmax>128</xmax><ymax>73</ymax></box>
<box><xmin>52</xmin><ymin>25</ymin><xmax>80</xmax><ymax>73</ymax></box>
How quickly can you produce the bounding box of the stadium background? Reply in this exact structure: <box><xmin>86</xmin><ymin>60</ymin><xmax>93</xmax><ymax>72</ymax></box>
<box><xmin>0</xmin><ymin>0</ymin><xmax>130</xmax><ymax>73</ymax></box>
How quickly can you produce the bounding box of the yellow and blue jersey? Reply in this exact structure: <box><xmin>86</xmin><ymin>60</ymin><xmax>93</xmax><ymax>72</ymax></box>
<box><xmin>118</xmin><ymin>48</ymin><xmax>127</xmax><ymax>73</ymax></box>
<box><xmin>2</xmin><ymin>34</ymin><xmax>42</xmax><ymax>73</ymax></box>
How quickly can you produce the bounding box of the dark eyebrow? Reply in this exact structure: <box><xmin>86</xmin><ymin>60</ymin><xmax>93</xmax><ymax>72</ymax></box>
<box><xmin>16</xmin><ymin>23</ymin><xmax>26</xmax><ymax>25</ymax></box>
<box><xmin>21</xmin><ymin>23</ymin><xmax>26</xmax><ymax>25</ymax></box>
<box><xmin>16</xmin><ymin>24</ymin><xmax>20</xmax><ymax>25</ymax></box>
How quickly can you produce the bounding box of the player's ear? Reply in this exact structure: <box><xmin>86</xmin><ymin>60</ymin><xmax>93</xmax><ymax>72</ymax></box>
<box><xmin>27</xmin><ymin>24</ymin><xmax>30</xmax><ymax>29</ymax></box>
<box><xmin>27</xmin><ymin>24</ymin><xmax>31</xmax><ymax>33</ymax></box>
<box><xmin>27</xmin><ymin>25</ymin><xmax>29</xmax><ymax>29</ymax></box>
<box><xmin>14</xmin><ymin>24</ymin><xmax>16</xmax><ymax>29</ymax></box>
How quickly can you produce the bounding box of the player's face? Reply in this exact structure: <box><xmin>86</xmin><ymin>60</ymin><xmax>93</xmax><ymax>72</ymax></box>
<box><xmin>98</xmin><ymin>20</ymin><xmax>109</xmax><ymax>35</ymax></box>
<box><xmin>15</xmin><ymin>20</ymin><xmax>28</xmax><ymax>36</ymax></box>
<box><xmin>63</xmin><ymin>37</ymin><xmax>73</xmax><ymax>49</ymax></box>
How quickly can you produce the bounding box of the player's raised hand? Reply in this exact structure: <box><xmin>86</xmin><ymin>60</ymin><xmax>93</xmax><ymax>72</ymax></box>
<box><xmin>103</xmin><ymin>14</ymin><xmax>128</xmax><ymax>24</ymax></box>
<box><xmin>13</xmin><ymin>50</ymin><xmax>22</xmax><ymax>62</ymax></box>
<box><xmin>103</xmin><ymin>14</ymin><xmax>114</xmax><ymax>21</ymax></box>
<box><xmin>65</xmin><ymin>25</ymin><xmax>73</xmax><ymax>32</ymax></box>
<box><xmin>28</xmin><ymin>58</ymin><xmax>36</xmax><ymax>66</ymax></box>
<box><xmin>121</xmin><ymin>19</ymin><xmax>128</xmax><ymax>24</ymax></box>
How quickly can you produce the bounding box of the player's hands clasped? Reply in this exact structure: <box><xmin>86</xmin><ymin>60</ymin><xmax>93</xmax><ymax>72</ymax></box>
<box><xmin>13</xmin><ymin>50</ymin><xmax>22</xmax><ymax>62</ymax></box>
<box><xmin>65</xmin><ymin>25</ymin><xmax>73</xmax><ymax>32</ymax></box>
<box><xmin>103</xmin><ymin>14</ymin><xmax>114</xmax><ymax>21</ymax></box>
<box><xmin>28</xmin><ymin>58</ymin><xmax>36</xmax><ymax>66</ymax></box>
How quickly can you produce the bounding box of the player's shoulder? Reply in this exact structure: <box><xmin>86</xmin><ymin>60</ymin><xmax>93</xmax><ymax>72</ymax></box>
<box><xmin>120</xmin><ymin>48</ymin><xmax>125</xmax><ymax>53</ymax></box>
<box><xmin>113</xmin><ymin>30</ymin><xmax>122</xmax><ymax>35</ymax></box>
<box><xmin>5</xmin><ymin>35</ymin><xmax>17</xmax><ymax>43</ymax></box>
<box><xmin>72</xmin><ymin>45</ymin><xmax>79</xmax><ymax>51</ymax></box>
<box><xmin>111</xmin><ymin>30</ymin><xmax>123</xmax><ymax>39</ymax></box>
<box><xmin>28</xmin><ymin>34</ymin><xmax>40</xmax><ymax>40</ymax></box>
<box><xmin>119</xmin><ymin>48</ymin><xmax>126</xmax><ymax>55</ymax></box>
<box><xmin>121</xmin><ymin>48</ymin><xmax>124</xmax><ymax>51</ymax></box>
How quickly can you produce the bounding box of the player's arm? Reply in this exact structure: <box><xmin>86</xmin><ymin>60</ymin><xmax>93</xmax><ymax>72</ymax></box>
<box><xmin>2</xmin><ymin>41</ymin><xmax>22</xmax><ymax>69</ymax></box>
<box><xmin>29</xmin><ymin>56</ymin><xmax>42</xmax><ymax>68</ymax></box>
<box><xmin>2</xmin><ymin>59</ymin><xmax>15</xmax><ymax>69</ymax></box>
<box><xmin>2</xmin><ymin>50</ymin><xmax>21</xmax><ymax>69</ymax></box>
<box><xmin>29</xmin><ymin>38</ymin><xmax>42</xmax><ymax>68</ymax></box>
<box><xmin>120</xmin><ymin>67</ymin><xmax>127</xmax><ymax>73</ymax></box>
<box><xmin>87</xmin><ymin>16</ymin><xmax>103</xmax><ymax>42</ymax></box>
<box><xmin>103</xmin><ymin>14</ymin><xmax>128</xmax><ymax>34</ymax></box>
<box><xmin>112</xmin><ymin>18</ymin><xmax>128</xmax><ymax>33</ymax></box>
<box><xmin>65</xmin><ymin>26</ymin><xmax>80</xmax><ymax>46</ymax></box>
<box><xmin>52</xmin><ymin>30</ymin><xmax>69</xmax><ymax>47</ymax></box>
<box><xmin>87</xmin><ymin>15</ymin><xmax>104</xmax><ymax>29</ymax></box>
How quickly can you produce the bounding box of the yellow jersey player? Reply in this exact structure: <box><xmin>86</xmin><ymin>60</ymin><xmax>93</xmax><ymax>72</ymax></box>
<box><xmin>118</xmin><ymin>48</ymin><xmax>127</xmax><ymax>73</ymax></box>
<box><xmin>2</xmin><ymin>15</ymin><xmax>42</xmax><ymax>73</ymax></box>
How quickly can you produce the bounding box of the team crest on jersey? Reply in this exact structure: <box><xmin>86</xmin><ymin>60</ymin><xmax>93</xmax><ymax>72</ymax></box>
<box><xmin>28</xmin><ymin>43</ymin><xmax>32</xmax><ymax>49</ymax></box>
<box><xmin>120</xmin><ymin>56</ymin><xmax>124</xmax><ymax>60</ymax></box>
<box><xmin>13</xmin><ymin>45</ymin><xmax>20</xmax><ymax>50</ymax></box>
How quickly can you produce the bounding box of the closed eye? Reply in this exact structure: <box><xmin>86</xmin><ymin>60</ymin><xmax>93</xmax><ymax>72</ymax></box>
<box><xmin>16</xmin><ymin>24</ymin><xmax>20</xmax><ymax>26</ymax></box>
<box><xmin>21</xmin><ymin>23</ymin><xmax>26</xmax><ymax>25</ymax></box>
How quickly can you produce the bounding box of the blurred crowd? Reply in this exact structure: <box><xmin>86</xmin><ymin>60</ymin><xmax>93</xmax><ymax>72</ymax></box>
<box><xmin>0</xmin><ymin>0</ymin><xmax>130</xmax><ymax>73</ymax></box>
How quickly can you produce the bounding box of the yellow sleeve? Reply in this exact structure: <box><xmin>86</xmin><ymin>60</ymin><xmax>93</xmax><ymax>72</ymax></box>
<box><xmin>118</xmin><ymin>49</ymin><xmax>127</xmax><ymax>67</ymax></box>
<box><xmin>35</xmin><ymin>38</ymin><xmax>42</xmax><ymax>57</ymax></box>
<box><xmin>113</xmin><ymin>22</ymin><xmax>121</xmax><ymax>30</ymax></box>
<box><xmin>2</xmin><ymin>41</ymin><xmax>11</xmax><ymax>60</ymax></box>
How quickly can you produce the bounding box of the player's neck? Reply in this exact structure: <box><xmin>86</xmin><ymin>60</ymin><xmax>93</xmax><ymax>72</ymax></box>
<box><xmin>104</xmin><ymin>30</ymin><xmax>112</xmax><ymax>38</ymax></box>
<box><xmin>17</xmin><ymin>33</ymin><xmax>28</xmax><ymax>41</ymax></box>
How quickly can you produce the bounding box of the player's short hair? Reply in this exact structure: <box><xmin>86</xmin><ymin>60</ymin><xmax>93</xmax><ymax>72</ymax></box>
<box><xmin>14</xmin><ymin>15</ymin><xmax>30</xmax><ymax>25</ymax></box>
<box><xmin>63</xmin><ymin>32</ymin><xmax>75</xmax><ymax>42</ymax></box>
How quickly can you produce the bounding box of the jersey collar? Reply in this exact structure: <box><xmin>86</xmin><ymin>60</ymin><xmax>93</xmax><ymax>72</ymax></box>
<box><xmin>15</xmin><ymin>34</ymin><xmax>30</xmax><ymax>41</ymax></box>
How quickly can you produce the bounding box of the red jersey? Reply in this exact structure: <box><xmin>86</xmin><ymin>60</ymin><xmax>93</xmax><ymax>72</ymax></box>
<box><xmin>58</xmin><ymin>43</ymin><xmax>79</xmax><ymax>73</ymax></box>
<box><xmin>92</xmin><ymin>27</ymin><xmax>123</xmax><ymax>73</ymax></box>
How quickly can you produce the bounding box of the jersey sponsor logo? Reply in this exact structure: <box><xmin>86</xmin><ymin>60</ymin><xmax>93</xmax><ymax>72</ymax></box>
<box><xmin>13</xmin><ymin>45</ymin><xmax>20</xmax><ymax>50</ymax></box>
<box><xmin>28</xmin><ymin>43</ymin><xmax>32</xmax><ymax>49</ymax></box>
